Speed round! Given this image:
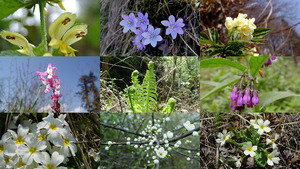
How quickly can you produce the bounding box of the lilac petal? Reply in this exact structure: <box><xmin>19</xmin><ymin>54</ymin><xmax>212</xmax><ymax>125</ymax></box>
<box><xmin>145</xmin><ymin>12</ymin><xmax>148</xmax><ymax>18</ymax></box>
<box><xmin>176</xmin><ymin>22</ymin><xmax>185</xmax><ymax>28</ymax></box>
<box><xmin>123</xmin><ymin>27</ymin><xmax>129</xmax><ymax>33</ymax></box>
<box><xmin>169</xmin><ymin>15</ymin><xmax>175</xmax><ymax>24</ymax></box>
<box><xmin>176</xmin><ymin>18</ymin><xmax>183</xmax><ymax>23</ymax></box>
<box><xmin>171</xmin><ymin>32</ymin><xmax>177</xmax><ymax>39</ymax></box>
<box><xmin>121</xmin><ymin>14</ymin><xmax>128</xmax><ymax>20</ymax></box>
<box><xmin>166</xmin><ymin>28</ymin><xmax>172</xmax><ymax>35</ymax></box>
<box><xmin>148</xmin><ymin>25</ymin><xmax>154</xmax><ymax>33</ymax></box>
<box><xmin>150</xmin><ymin>39</ymin><xmax>157</xmax><ymax>47</ymax></box>
<box><xmin>161</xmin><ymin>20</ymin><xmax>170</xmax><ymax>27</ymax></box>
<box><xmin>138</xmin><ymin>12</ymin><xmax>143</xmax><ymax>17</ymax></box>
<box><xmin>141</xmin><ymin>24</ymin><xmax>147</xmax><ymax>30</ymax></box>
<box><xmin>142</xmin><ymin>32</ymin><xmax>151</xmax><ymax>39</ymax></box>
<box><xmin>129</xmin><ymin>13</ymin><xmax>136</xmax><ymax>19</ymax></box>
<box><xmin>143</xmin><ymin>38</ymin><xmax>151</xmax><ymax>45</ymax></box>
<box><xmin>155</xmin><ymin>35</ymin><xmax>162</xmax><ymax>42</ymax></box>
<box><xmin>154</xmin><ymin>28</ymin><xmax>161</xmax><ymax>35</ymax></box>
<box><xmin>130</xmin><ymin>27</ymin><xmax>136</xmax><ymax>33</ymax></box>
<box><xmin>120</xmin><ymin>20</ymin><xmax>128</xmax><ymax>26</ymax></box>
<box><xmin>175</xmin><ymin>27</ymin><xmax>184</xmax><ymax>34</ymax></box>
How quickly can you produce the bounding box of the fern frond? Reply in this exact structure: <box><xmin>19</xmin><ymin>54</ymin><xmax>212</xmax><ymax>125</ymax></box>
<box><xmin>162</xmin><ymin>98</ymin><xmax>176</xmax><ymax>113</ymax></box>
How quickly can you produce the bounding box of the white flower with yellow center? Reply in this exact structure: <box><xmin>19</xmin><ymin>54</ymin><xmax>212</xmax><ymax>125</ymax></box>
<box><xmin>266</xmin><ymin>134</ymin><xmax>279</xmax><ymax>149</ymax></box>
<box><xmin>88</xmin><ymin>149</ymin><xmax>100</xmax><ymax>162</ymax></box>
<box><xmin>16</xmin><ymin>134</ymin><xmax>47</xmax><ymax>165</ymax></box>
<box><xmin>37</xmin><ymin>151</ymin><xmax>67</xmax><ymax>169</ymax></box>
<box><xmin>267</xmin><ymin>150</ymin><xmax>280</xmax><ymax>166</ymax></box>
<box><xmin>57</xmin><ymin>129</ymin><xmax>77</xmax><ymax>157</ymax></box>
<box><xmin>183</xmin><ymin>121</ymin><xmax>195</xmax><ymax>131</ymax></box>
<box><xmin>48</xmin><ymin>12</ymin><xmax>87</xmax><ymax>56</ymax></box>
<box><xmin>8</xmin><ymin>124</ymin><xmax>29</xmax><ymax>147</ymax></box>
<box><xmin>242</xmin><ymin>141</ymin><xmax>257</xmax><ymax>157</ymax></box>
<box><xmin>155</xmin><ymin>147</ymin><xmax>168</xmax><ymax>158</ymax></box>
<box><xmin>216</xmin><ymin>129</ymin><xmax>231</xmax><ymax>146</ymax></box>
<box><xmin>253</xmin><ymin>119</ymin><xmax>271</xmax><ymax>135</ymax></box>
<box><xmin>225</xmin><ymin>17</ymin><xmax>236</xmax><ymax>31</ymax></box>
<box><xmin>0</xmin><ymin>30</ymin><xmax>35</xmax><ymax>55</ymax></box>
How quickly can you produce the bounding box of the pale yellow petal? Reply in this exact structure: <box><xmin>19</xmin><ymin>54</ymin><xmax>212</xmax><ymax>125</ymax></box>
<box><xmin>62</xmin><ymin>25</ymin><xmax>87</xmax><ymax>45</ymax></box>
<box><xmin>49</xmin><ymin>12</ymin><xmax>76</xmax><ymax>40</ymax></box>
<box><xmin>0</xmin><ymin>31</ymin><xmax>30</xmax><ymax>49</ymax></box>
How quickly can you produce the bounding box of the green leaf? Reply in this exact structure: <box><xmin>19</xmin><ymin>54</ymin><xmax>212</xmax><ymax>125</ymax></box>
<box><xmin>255</xmin><ymin>151</ymin><xmax>267</xmax><ymax>167</ymax></box>
<box><xmin>33</xmin><ymin>41</ymin><xmax>47</xmax><ymax>56</ymax></box>
<box><xmin>259</xmin><ymin>91</ymin><xmax>300</xmax><ymax>110</ymax></box>
<box><xmin>208</xmin><ymin>28</ymin><xmax>219</xmax><ymax>43</ymax></box>
<box><xmin>249</xmin><ymin>56</ymin><xmax>269</xmax><ymax>77</ymax></box>
<box><xmin>0</xmin><ymin>50</ymin><xmax>27</xmax><ymax>56</ymax></box>
<box><xmin>224</xmin><ymin>41</ymin><xmax>246</xmax><ymax>56</ymax></box>
<box><xmin>200</xmin><ymin>75</ymin><xmax>240</xmax><ymax>100</ymax></box>
<box><xmin>200</xmin><ymin>32</ymin><xmax>214</xmax><ymax>44</ymax></box>
<box><xmin>253</xmin><ymin>27</ymin><xmax>272</xmax><ymax>38</ymax></box>
<box><xmin>200</xmin><ymin>58</ymin><xmax>247</xmax><ymax>71</ymax></box>
<box><xmin>0</xmin><ymin>0</ymin><xmax>26</xmax><ymax>20</ymax></box>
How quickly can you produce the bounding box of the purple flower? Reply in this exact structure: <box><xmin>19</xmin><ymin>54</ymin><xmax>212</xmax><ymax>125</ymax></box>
<box><xmin>134</xmin><ymin>28</ymin><xmax>148</xmax><ymax>43</ymax></box>
<box><xmin>136</xmin><ymin>12</ymin><xmax>149</xmax><ymax>30</ymax></box>
<box><xmin>120</xmin><ymin>13</ymin><xmax>137</xmax><ymax>33</ymax></box>
<box><xmin>132</xmin><ymin>36</ymin><xmax>146</xmax><ymax>50</ymax></box>
<box><xmin>243</xmin><ymin>86</ymin><xmax>251</xmax><ymax>104</ymax></box>
<box><xmin>237</xmin><ymin>91</ymin><xmax>243</xmax><ymax>106</ymax></box>
<box><xmin>264</xmin><ymin>59</ymin><xmax>272</xmax><ymax>67</ymax></box>
<box><xmin>230</xmin><ymin>86</ymin><xmax>238</xmax><ymax>101</ymax></box>
<box><xmin>252</xmin><ymin>90</ymin><xmax>259</xmax><ymax>105</ymax></box>
<box><xmin>271</xmin><ymin>56</ymin><xmax>277</xmax><ymax>61</ymax></box>
<box><xmin>142</xmin><ymin>25</ymin><xmax>163</xmax><ymax>47</ymax></box>
<box><xmin>161</xmin><ymin>15</ymin><xmax>185</xmax><ymax>39</ymax></box>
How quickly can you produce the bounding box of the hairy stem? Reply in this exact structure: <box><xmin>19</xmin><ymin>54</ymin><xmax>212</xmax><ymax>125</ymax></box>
<box><xmin>38</xmin><ymin>0</ymin><xmax>48</xmax><ymax>53</ymax></box>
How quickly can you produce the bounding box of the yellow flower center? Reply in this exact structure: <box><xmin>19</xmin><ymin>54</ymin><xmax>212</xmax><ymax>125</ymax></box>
<box><xmin>16</xmin><ymin>136</ymin><xmax>24</xmax><ymax>145</ymax></box>
<box><xmin>260</xmin><ymin>125</ymin><xmax>265</xmax><ymax>130</ymax></box>
<box><xmin>93</xmin><ymin>154</ymin><xmax>97</xmax><ymax>158</ymax></box>
<box><xmin>172</xmin><ymin>25</ymin><xmax>175</xmax><ymax>28</ymax></box>
<box><xmin>29</xmin><ymin>146</ymin><xmax>37</xmax><ymax>154</ymax></box>
<box><xmin>159</xmin><ymin>152</ymin><xmax>163</xmax><ymax>156</ymax></box>
<box><xmin>128</xmin><ymin>21</ymin><xmax>131</xmax><ymax>24</ymax></box>
<box><xmin>4</xmin><ymin>156</ymin><xmax>9</xmax><ymax>163</ymax></box>
<box><xmin>18</xmin><ymin>160</ymin><xmax>26</xmax><ymax>167</ymax></box>
<box><xmin>222</xmin><ymin>136</ymin><xmax>227</xmax><ymax>141</ymax></box>
<box><xmin>247</xmin><ymin>147</ymin><xmax>253</xmax><ymax>152</ymax></box>
<box><xmin>141</xmin><ymin>19</ymin><xmax>144</xmax><ymax>22</ymax></box>
<box><xmin>49</xmin><ymin>123</ymin><xmax>57</xmax><ymax>130</ymax></box>
<box><xmin>39</xmin><ymin>133</ymin><xmax>46</xmax><ymax>141</ymax></box>
<box><xmin>268</xmin><ymin>154</ymin><xmax>273</xmax><ymax>159</ymax></box>
<box><xmin>47</xmin><ymin>164</ymin><xmax>55</xmax><ymax>169</ymax></box>
<box><xmin>0</xmin><ymin>144</ymin><xmax>4</xmax><ymax>153</ymax></box>
<box><xmin>151</xmin><ymin>35</ymin><xmax>154</xmax><ymax>38</ymax></box>
<box><xmin>64</xmin><ymin>138</ymin><xmax>70</xmax><ymax>146</ymax></box>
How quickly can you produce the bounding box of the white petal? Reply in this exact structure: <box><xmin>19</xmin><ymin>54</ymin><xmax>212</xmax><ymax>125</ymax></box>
<box><xmin>63</xmin><ymin>25</ymin><xmax>88</xmax><ymax>45</ymax></box>
<box><xmin>51</xmin><ymin>151</ymin><xmax>64</xmax><ymax>166</ymax></box>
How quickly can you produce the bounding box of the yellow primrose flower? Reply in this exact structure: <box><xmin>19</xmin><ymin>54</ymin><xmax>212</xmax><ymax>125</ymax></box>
<box><xmin>0</xmin><ymin>31</ymin><xmax>34</xmax><ymax>55</ymax></box>
<box><xmin>48</xmin><ymin>12</ymin><xmax>87</xmax><ymax>56</ymax></box>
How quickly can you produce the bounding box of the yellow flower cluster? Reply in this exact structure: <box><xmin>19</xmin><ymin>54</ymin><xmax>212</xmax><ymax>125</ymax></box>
<box><xmin>225</xmin><ymin>13</ymin><xmax>256</xmax><ymax>41</ymax></box>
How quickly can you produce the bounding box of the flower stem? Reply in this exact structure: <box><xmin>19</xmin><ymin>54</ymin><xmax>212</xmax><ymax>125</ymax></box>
<box><xmin>39</xmin><ymin>0</ymin><xmax>48</xmax><ymax>53</ymax></box>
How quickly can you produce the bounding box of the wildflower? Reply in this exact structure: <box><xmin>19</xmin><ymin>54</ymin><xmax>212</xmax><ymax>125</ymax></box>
<box><xmin>105</xmin><ymin>146</ymin><xmax>109</xmax><ymax>150</ymax></box>
<box><xmin>166</xmin><ymin>131</ymin><xmax>173</xmax><ymax>139</ymax></box>
<box><xmin>230</xmin><ymin>85</ymin><xmax>238</xmax><ymax>101</ymax></box>
<box><xmin>8</xmin><ymin>124</ymin><xmax>29</xmax><ymax>147</ymax></box>
<box><xmin>174</xmin><ymin>141</ymin><xmax>181</xmax><ymax>148</ymax></box>
<box><xmin>183</xmin><ymin>121</ymin><xmax>195</xmax><ymax>131</ymax></box>
<box><xmin>165</xmin><ymin>117</ymin><xmax>170</xmax><ymax>121</ymax></box>
<box><xmin>154</xmin><ymin>159</ymin><xmax>159</xmax><ymax>164</ymax></box>
<box><xmin>132</xmin><ymin>36</ymin><xmax>146</xmax><ymax>50</ymax></box>
<box><xmin>161</xmin><ymin>15</ymin><xmax>185</xmax><ymax>39</ymax></box>
<box><xmin>267</xmin><ymin>150</ymin><xmax>280</xmax><ymax>166</ymax></box>
<box><xmin>38</xmin><ymin>151</ymin><xmax>65</xmax><ymax>169</ymax></box>
<box><xmin>266</xmin><ymin>134</ymin><xmax>279</xmax><ymax>149</ymax></box>
<box><xmin>49</xmin><ymin>12</ymin><xmax>87</xmax><ymax>56</ymax></box>
<box><xmin>155</xmin><ymin>147</ymin><xmax>168</xmax><ymax>158</ymax></box>
<box><xmin>216</xmin><ymin>129</ymin><xmax>230</xmax><ymax>146</ymax></box>
<box><xmin>237</xmin><ymin>91</ymin><xmax>243</xmax><ymax>106</ymax></box>
<box><xmin>57</xmin><ymin>129</ymin><xmax>77</xmax><ymax>157</ymax></box>
<box><xmin>225</xmin><ymin>17</ymin><xmax>236</xmax><ymax>31</ymax></box>
<box><xmin>263</xmin><ymin>56</ymin><xmax>277</xmax><ymax>67</ymax></box>
<box><xmin>120</xmin><ymin>13</ymin><xmax>137</xmax><ymax>33</ymax></box>
<box><xmin>187</xmin><ymin>157</ymin><xmax>191</xmax><ymax>161</ymax></box>
<box><xmin>142</xmin><ymin>25</ymin><xmax>163</xmax><ymax>47</ymax></box>
<box><xmin>0</xmin><ymin>30</ymin><xmax>35</xmax><ymax>55</ymax></box>
<box><xmin>253</xmin><ymin>119</ymin><xmax>271</xmax><ymax>135</ymax></box>
<box><xmin>242</xmin><ymin>141</ymin><xmax>257</xmax><ymax>157</ymax></box>
<box><xmin>88</xmin><ymin>149</ymin><xmax>99</xmax><ymax>162</ymax></box>
<box><xmin>243</xmin><ymin>86</ymin><xmax>251</xmax><ymax>105</ymax></box>
<box><xmin>192</xmin><ymin>131</ymin><xmax>199</xmax><ymax>136</ymax></box>
<box><xmin>232</xmin><ymin>156</ymin><xmax>242</xmax><ymax>167</ymax></box>
<box><xmin>136</xmin><ymin>12</ymin><xmax>149</xmax><ymax>30</ymax></box>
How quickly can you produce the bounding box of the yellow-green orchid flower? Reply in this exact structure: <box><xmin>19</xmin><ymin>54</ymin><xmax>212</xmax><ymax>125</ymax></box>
<box><xmin>0</xmin><ymin>31</ymin><xmax>34</xmax><ymax>55</ymax></box>
<box><xmin>48</xmin><ymin>12</ymin><xmax>87</xmax><ymax>56</ymax></box>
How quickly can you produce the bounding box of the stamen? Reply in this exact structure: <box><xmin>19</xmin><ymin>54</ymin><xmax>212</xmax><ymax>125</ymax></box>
<box><xmin>6</xmin><ymin>36</ymin><xmax>15</xmax><ymax>40</ymax></box>
<box><xmin>62</xmin><ymin>18</ymin><xmax>71</xmax><ymax>25</ymax></box>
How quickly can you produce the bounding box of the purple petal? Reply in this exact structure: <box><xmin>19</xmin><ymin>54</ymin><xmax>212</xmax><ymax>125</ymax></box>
<box><xmin>166</xmin><ymin>28</ymin><xmax>172</xmax><ymax>35</ymax></box>
<box><xmin>123</xmin><ymin>27</ymin><xmax>129</xmax><ymax>33</ymax></box>
<box><xmin>171</xmin><ymin>32</ymin><xmax>177</xmax><ymax>39</ymax></box>
<box><xmin>150</xmin><ymin>39</ymin><xmax>157</xmax><ymax>47</ymax></box>
<box><xmin>176</xmin><ymin>18</ymin><xmax>183</xmax><ymax>24</ymax></box>
<box><xmin>176</xmin><ymin>22</ymin><xmax>185</xmax><ymax>28</ymax></box>
<box><xmin>148</xmin><ymin>25</ymin><xmax>154</xmax><ymax>33</ymax></box>
<box><xmin>121</xmin><ymin>14</ymin><xmax>129</xmax><ymax>20</ymax></box>
<box><xmin>154</xmin><ymin>28</ymin><xmax>161</xmax><ymax>35</ymax></box>
<box><xmin>161</xmin><ymin>20</ymin><xmax>170</xmax><ymax>27</ymax></box>
<box><xmin>141</xmin><ymin>24</ymin><xmax>147</xmax><ymax>30</ymax></box>
<box><xmin>120</xmin><ymin>20</ymin><xmax>128</xmax><ymax>26</ymax></box>
<box><xmin>142</xmin><ymin>32</ymin><xmax>151</xmax><ymax>39</ymax></box>
<box><xmin>138</xmin><ymin>12</ymin><xmax>143</xmax><ymax>17</ymax></box>
<box><xmin>169</xmin><ymin>15</ymin><xmax>175</xmax><ymax>24</ymax></box>
<box><xmin>155</xmin><ymin>35</ymin><xmax>162</xmax><ymax>42</ymax></box>
<box><xmin>143</xmin><ymin>38</ymin><xmax>150</xmax><ymax>45</ymax></box>
<box><xmin>145</xmin><ymin>13</ymin><xmax>148</xmax><ymax>18</ymax></box>
<box><xmin>175</xmin><ymin>28</ymin><xmax>184</xmax><ymax>34</ymax></box>
<box><xmin>129</xmin><ymin>13</ymin><xmax>136</xmax><ymax>19</ymax></box>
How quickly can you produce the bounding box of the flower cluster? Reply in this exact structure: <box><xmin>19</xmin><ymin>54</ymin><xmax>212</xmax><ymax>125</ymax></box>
<box><xmin>262</xmin><ymin>56</ymin><xmax>277</xmax><ymax>67</ymax></box>
<box><xmin>0</xmin><ymin>113</ymin><xmax>77</xmax><ymax>168</ymax></box>
<box><xmin>216</xmin><ymin>118</ymin><xmax>280</xmax><ymax>167</ymax></box>
<box><xmin>225</xmin><ymin>13</ymin><xmax>257</xmax><ymax>41</ymax></box>
<box><xmin>0</xmin><ymin>12</ymin><xmax>87</xmax><ymax>56</ymax></box>
<box><xmin>36</xmin><ymin>63</ymin><xmax>62</xmax><ymax>113</ymax></box>
<box><xmin>120</xmin><ymin>12</ymin><xmax>184</xmax><ymax>49</ymax></box>
<box><xmin>229</xmin><ymin>75</ymin><xmax>259</xmax><ymax>112</ymax></box>
<box><xmin>104</xmin><ymin>117</ymin><xmax>199</xmax><ymax>165</ymax></box>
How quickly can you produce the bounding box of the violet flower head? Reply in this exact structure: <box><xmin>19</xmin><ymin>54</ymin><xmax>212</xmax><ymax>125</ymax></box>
<box><xmin>252</xmin><ymin>90</ymin><xmax>259</xmax><ymax>105</ymax></box>
<box><xmin>120</xmin><ymin>13</ymin><xmax>138</xmax><ymax>33</ymax></box>
<box><xmin>161</xmin><ymin>15</ymin><xmax>185</xmax><ymax>39</ymax></box>
<box><xmin>243</xmin><ymin>86</ymin><xmax>251</xmax><ymax>105</ymax></box>
<box><xmin>142</xmin><ymin>25</ymin><xmax>163</xmax><ymax>47</ymax></box>
<box><xmin>132</xmin><ymin>37</ymin><xmax>146</xmax><ymax>50</ymax></box>
<box><xmin>134</xmin><ymin>28</ymin><xmax>148</xmax><ymax>43</ymax></box>
<box><xmin>230</xmin><ymin>86</ymin><xmax>238</xmax><ymax>101</ymax></box>
<box><xmin>264</xmin><ymin>59</ymin><xmax>272</xmax><ymax>67</ymax></box>
<box><xmin>136</xmin><ymin>12</ymin><xmax>149</xmax><ymax>30</ymax></box>
<box><xmin>237</xmin><ymin>91</ymin><xmax>243</xmax><ymax>107</ymax></box>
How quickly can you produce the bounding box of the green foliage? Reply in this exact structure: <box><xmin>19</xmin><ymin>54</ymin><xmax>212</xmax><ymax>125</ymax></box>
<box><xmin>208</xmin><ymin>28</ymin><xmax>219</xmax><ymax>44</ymax></box>
<box><xmin>255</xmin><ymin>150</ymin><xmax>267</xmax><ymax>167</ymax></box>
<box><xmin>200</xmin><ymin>58</ymin><xmax>247</xmax><ymax>71</ymax></box>
<box><xmin>259</xmin><ymin>91</ymin><xmax>300</xmax><ymax>110</ymax></box>
<box><xmin>252</xmin><ymin>28</ymin><xmax>272</xmax><ymax>38</ymax></box>
<box><xmin>0</xmin><ymin>0</ymin><xmax>26</xmax><ymax>20</ymax></box>
<box><xmin>162</xmin><ymin>98</ymin><xmax>176</xmax><ymax>113</ymax></box>
<box><xmin>0</xmin><ymin>50</ymin><xmax>27</xmax><ymax>56</ymax></box>
<box><xmin>249</xmin><ymin>56</ymin><xmax>269</xmax><ymax>77</ymax></box>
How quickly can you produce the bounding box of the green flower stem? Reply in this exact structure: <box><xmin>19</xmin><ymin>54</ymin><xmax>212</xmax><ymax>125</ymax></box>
<box><xmin>39</xmin><ymin>0</ymin><xmax>48</xmax><ymax>53</ymax></box>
